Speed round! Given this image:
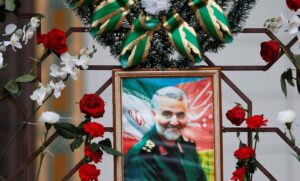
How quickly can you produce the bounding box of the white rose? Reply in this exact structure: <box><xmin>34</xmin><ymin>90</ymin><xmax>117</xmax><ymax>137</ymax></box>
<box><xmin>39</xmin><ymin>111</ymin><xmax>60</xmax><ymax>124</ymax></box>
<box><xmin>277</xmin><ymin>110</ymin><xmax>296</xmax><ymax>124</ymax></box>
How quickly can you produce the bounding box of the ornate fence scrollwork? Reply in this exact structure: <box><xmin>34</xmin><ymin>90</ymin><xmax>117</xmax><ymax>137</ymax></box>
<box><xmin>1</xmin><ymin>12</ymin><xmax>300</xmax><ymax>181</ymax></box>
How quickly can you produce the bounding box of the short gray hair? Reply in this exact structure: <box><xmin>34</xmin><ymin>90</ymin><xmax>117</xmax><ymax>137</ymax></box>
<box><xmin>151</xmin><ymin>86</ymin><xmax>188</xmax><ymax>111</ymax></box>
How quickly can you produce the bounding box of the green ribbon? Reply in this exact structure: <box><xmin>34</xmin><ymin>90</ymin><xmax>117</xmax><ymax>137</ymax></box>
<box><xmin>89</xmin><ymin>0</ymin><xmax>133</xmax><ymax>37</ymax></box>
<box><xmin>163</xmin><ymin>12</ymin><xmax>202</xmax><ymax>63</ymax></box>
<box><xmin>120</xmin><ymin>16</ymin><xmax>160</xmax><ymax>68</ymax></box>
<box><xmin>189</xmin><ymin>0</ymin><xmax>232</xmax><ymax>43</ymax></box>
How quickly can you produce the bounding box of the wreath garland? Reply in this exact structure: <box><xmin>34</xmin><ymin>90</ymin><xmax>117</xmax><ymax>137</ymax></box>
<box><xmin>64</xmin><ymin>0</ymin><xmax>257</xmax><ymax>69</ymax></box>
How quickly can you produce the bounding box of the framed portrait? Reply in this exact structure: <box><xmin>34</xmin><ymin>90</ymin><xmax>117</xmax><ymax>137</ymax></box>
<box><xmin>113</xmin><ymin>69</ymin><xmax>222</xmax><ymax>181</ymax></box>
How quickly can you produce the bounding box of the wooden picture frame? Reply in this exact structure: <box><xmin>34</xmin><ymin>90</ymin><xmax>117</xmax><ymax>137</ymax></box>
<box><xmin>113</xmin><ymin>68</ymin><xmax>222</xmax><ymax>181</ymax></box>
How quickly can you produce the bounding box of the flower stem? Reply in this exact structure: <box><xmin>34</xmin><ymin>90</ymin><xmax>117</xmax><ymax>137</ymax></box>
<box><xmin>249</xmin><ymin>131</ymin><xmax>259</xmax><ymax>181</ymax></box>
<box><xmin>29</xmin><ymin>49</ymin><xmax>48</xmax><ymax>76</ymax></box>
<box><xmin>0</xmin><ymin>90</ymin><xmax>53</xmax><ymax>162</ymax></box>
<box><xmin>0</xmin><ymin>93</ymin><xmax>9</xmax><ymax>101</ymax></box>
<box><xmin>35</xmin><ymin>129</ymin><xmax>49</xmax><ymax>181</ymax></box>
<box><xmin>0</xmin><ymin>72</ymin><xmax>70</xmax><ymax>162</ymax></box>
<box><xmin>288</xmin><ymin>128</ymin><xmax>296</xmax><ymax>145</ymax></box>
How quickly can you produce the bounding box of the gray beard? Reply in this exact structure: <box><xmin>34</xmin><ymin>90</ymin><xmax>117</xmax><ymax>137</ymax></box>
<box><xmin>156</xmin><ymin>124</ymin><xmax>180</xmax><ymax>141</ymax></box>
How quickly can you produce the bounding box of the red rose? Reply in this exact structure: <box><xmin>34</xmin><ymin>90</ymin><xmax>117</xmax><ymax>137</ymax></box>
<box><xmin>85</xmin><ymin>145</ymin><xmax>103</xmax><ymax>163</ymax></box>
<box><xmin>234</xmin><ymin>146</ymin><xmax>255</xmax><ymax>160</ymax></box>
<box><xmin>260</xmin><ymin>40</ymin><xmax>280</xmax><ymax>63</ymax></box>
<box><xmin>79</xmin><ymin>164</ymin><xmax>100</xmax><ymax>181</ymax></box>
<box><xmin>286</xmin><ymin>0</ymin><xmax>300</xmax><ymax>11</ymax></box>
<box><xmin>80</xmin><ymin>94</ymin><xmax>105</xmax><ymax>118</ymax></box>
<box><xmin>246</xmin><ymin>115</ymin><xmax>268</xmax><ymax>129</ymax></box>
<box><xmin>231</xmin><ymin>166</ymin><xmax>246</xmax><ymax>181</ymax></box>
<box><xmin>226</xmin><ymin>104</ymin><xmax>246</xmax><ymax>126</ymax></box>
<box><xmin>37</xmin><ymin>28</ymin><xmax>68</xmax><ymax>54</ymax></box>
<box><xmin>83</xmin><ymin>122</ymin><xmax>105</xmax><ymax>138</ymax></box>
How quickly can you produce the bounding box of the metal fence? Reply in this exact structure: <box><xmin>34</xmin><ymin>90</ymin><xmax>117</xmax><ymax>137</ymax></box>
<box><xmin>0</xmin><ymin>12</ymin><xmax>300</xmax><ymax>181</ymax></box>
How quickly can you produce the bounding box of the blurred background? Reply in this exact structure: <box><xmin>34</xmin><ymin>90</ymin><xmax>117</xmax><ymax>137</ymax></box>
<box><xmin>0</xmin><ymin>0</ymin><xmax>299</xmax><ymax>180</ymax></box>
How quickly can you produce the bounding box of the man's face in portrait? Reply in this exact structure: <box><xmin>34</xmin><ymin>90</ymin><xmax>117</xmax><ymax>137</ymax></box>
<box><xmin>152</xmin><ymin>96</ymin><xmax>188</xmax><ymax>141</ymax></box>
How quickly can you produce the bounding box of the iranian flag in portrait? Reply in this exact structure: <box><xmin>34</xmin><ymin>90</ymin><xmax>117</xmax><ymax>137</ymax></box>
<box><xmin>121</xmin><ymin>77</ymin><xmax>214</xmax><ymax>152</ymax></box>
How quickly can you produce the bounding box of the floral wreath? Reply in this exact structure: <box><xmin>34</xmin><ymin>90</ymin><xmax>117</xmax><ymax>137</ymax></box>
<box><xmin>65</xmin><ymin>0</ymin><xmax>257</xmax><ymax>68</ymax></box>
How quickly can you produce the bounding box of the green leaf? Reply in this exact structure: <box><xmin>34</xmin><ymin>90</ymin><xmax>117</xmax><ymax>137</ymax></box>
<box><xmin>4</xmin><ymin>79</ymin><xmax>20</xmax><ymax>96</ymax></box>
<box><xmin>70</xmin><ymin>136</ymin><xmax>84</xmax><ymax>152</ymax></box>
<box><xmin>293</xmin><ymin>54</ymin><xmax>300</xmax><ymax>70</ymax></box>
<box><xmin>296</xmin><ymin>71</ymin><xmax>300</xmax><ymax>95</ymax></box>
<box><xmin>90</xmin><ymin>142</ymin><xmax>99</xmax><ymax>152</ymax></box>
<box><xmin>283</xmin><ymin>68</ymin><xmax>295</xmax><ymax>87</ymax></box>
<box><xmin>85</xmin><ymin>157</ymin><xmax>92</xmax><ymax>162</ymax></box>
<box><xmin>99</xmin><ymin>138</ymin><xmax>112</xmax><ymax>148</ymax></box>
<box><xmin>101</xmin><ymin>145</ymin><xmax>123</xmax><ymax>156</ymax></box>
<box><xmin>15</xmin><ymin>74</ymin><xmax>35</xmax><ymax>83</ymax></box>
<box><xmin>280</xmin><ymin>73</ymin><xmax>288</xmax><ymax>97</ymax></box>
<box><xmin>290</xmin><ymin>152</ymin><xmax>300</xmax><ymax>162</ymax></box>
<box><xmin>54</xmin><ymin>122</ymin><xmax>78</xmax><ymax>139</ymax></box>
<box><xmin>99</xmin><ymin>138</ymin><xmax>122</xmax><ymax>156</ymax></box>
<box><xmin>4</xmin><ymin>0</ymin><xmax>15</xmax><ymax>11</ymax></box>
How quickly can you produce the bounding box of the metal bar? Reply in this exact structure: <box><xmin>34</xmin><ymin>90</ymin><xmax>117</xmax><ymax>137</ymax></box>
<box><xmin>8</xmin><ymin>132</ymin><xmax>59</xmax><ymax>180</ymax></box>
<box><xmin>256</xmin><ymin>160</ymin><xmax>277</xmax><ymax>181</ymax></box>
<box><xmin>105</xmin><ymin>127</ymin><xmax>114</xmax><ymax>132</ymax></box>
<box><xmin>6</xmin><ymin>95</ymin><xmax>27</xmax><ymax>119</ymax></box>
<box><xmin>14</xmin><ymin>12</ymin><xmax>42</xmax><ymax>18</ymax></box>
<box><xmin>95</xmin><ymin>77</ymin><xmax>112</xmax><ymax>95</ymax></box>
<box><xmin>242</xmin><ymin>28</ymin><xmax>267</xmax><ymax>33</ymax></box>
<box><xmin>39</xmin><ymin>50</ymin><xmax>51</xmax><ymax>63</ymax></box>
<box><xmin>86</xmin><ymin>65</ymin><xmax>121</xmax><ymax>70</ymax></box>
<box><xmin>223</xmin><ymin>127</ymin><xmax>300</xmax><ymax>155</ymax></box>
<box><xmin>65</xmin><ymin>27</ymin><xmax>89</xmax><ymax>36</ymax></box>
<box><xmin>60</xmin><ymin>158</ymin><xmax>85</xmax><ymax>181</ymax></box>
<box><xmin>8</xmin><ymin>126</ymin><xmax>114</xmax><ymax>180</ymax></box>
<box><xmin>220</xmin><ymin>73</ymin><xmax>252</xmax><ymax>115</ymax></box>
<box><xmin>216</xmin><ymin>66</ymin><xmax>265</xmax><ymax>71</ymax></box>
<box><xmin>286</xmin><ymin>36</ymin><xmax>298</xmax><ymax>49</ymax></box>
<box><xmin>22</xmin><ymin>127</ymin><xmax>28</xmax><ymax>181</ymax></box>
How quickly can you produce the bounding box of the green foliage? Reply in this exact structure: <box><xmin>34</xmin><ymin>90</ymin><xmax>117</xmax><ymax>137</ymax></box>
<box><xmin>15</xmin><ymin>74</ymin><xmax>35</xmax><ymax>83</ymax></box>
<box><xmin>297</xmin><ymin>71</ymin><xmax>300</xmax><ymax>95</ymax></box>
<box><xmin>54</xmin><ymin>122</ymin><xmax>79</xmax><ymax>139</ymax></box>
<box><xmin>3</xmin><ymin>74</ymin><xmax>36</xmax><ymax>98</ymax></box>
<box><xmin>4</xmin><ymin>79</ymin><xmax>20</xmax><ymax>96</ymax></box>
<box><xmin>5</xmin><ymin>0</ymin><xmax>16</xmax><ymax>11</ymax></box>
<box><xmin>99</xmin><ymin>138</ymin><xmax>123</xmax><ymax>156</ymax></box>
<box><xmin>90</xmin><ymin>142</ymin><xmax>100</xmax><ymax>152</ymax></box>
<box><xmin>293</xmin><ymin>55</ymin><xmax>300</xmax><ymax>70</ymax></box>
<box><xmin>70</xmin><ymin>136</ymin><xmax>84</xmax><ymax>152</ymax></box>
<box><xmin>281</xmin><ymin>68</ymin><xmax>295</xmax><ymax>97</ymax></box>
<box><xmin>0</xmin><ymin>0</ymin><xmax>21</xmax><ymax>22</ymax></box>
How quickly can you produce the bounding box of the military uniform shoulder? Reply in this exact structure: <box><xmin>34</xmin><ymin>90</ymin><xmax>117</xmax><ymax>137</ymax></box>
<box><xmin>126</xmin><ymin>139</ymin><xmax>157</xmax><ymax>158</ymax></box>
<box><xmin>181</xmin><ymin>136</ymin><xmax>195</xmax><ymax>144</ymax></box>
